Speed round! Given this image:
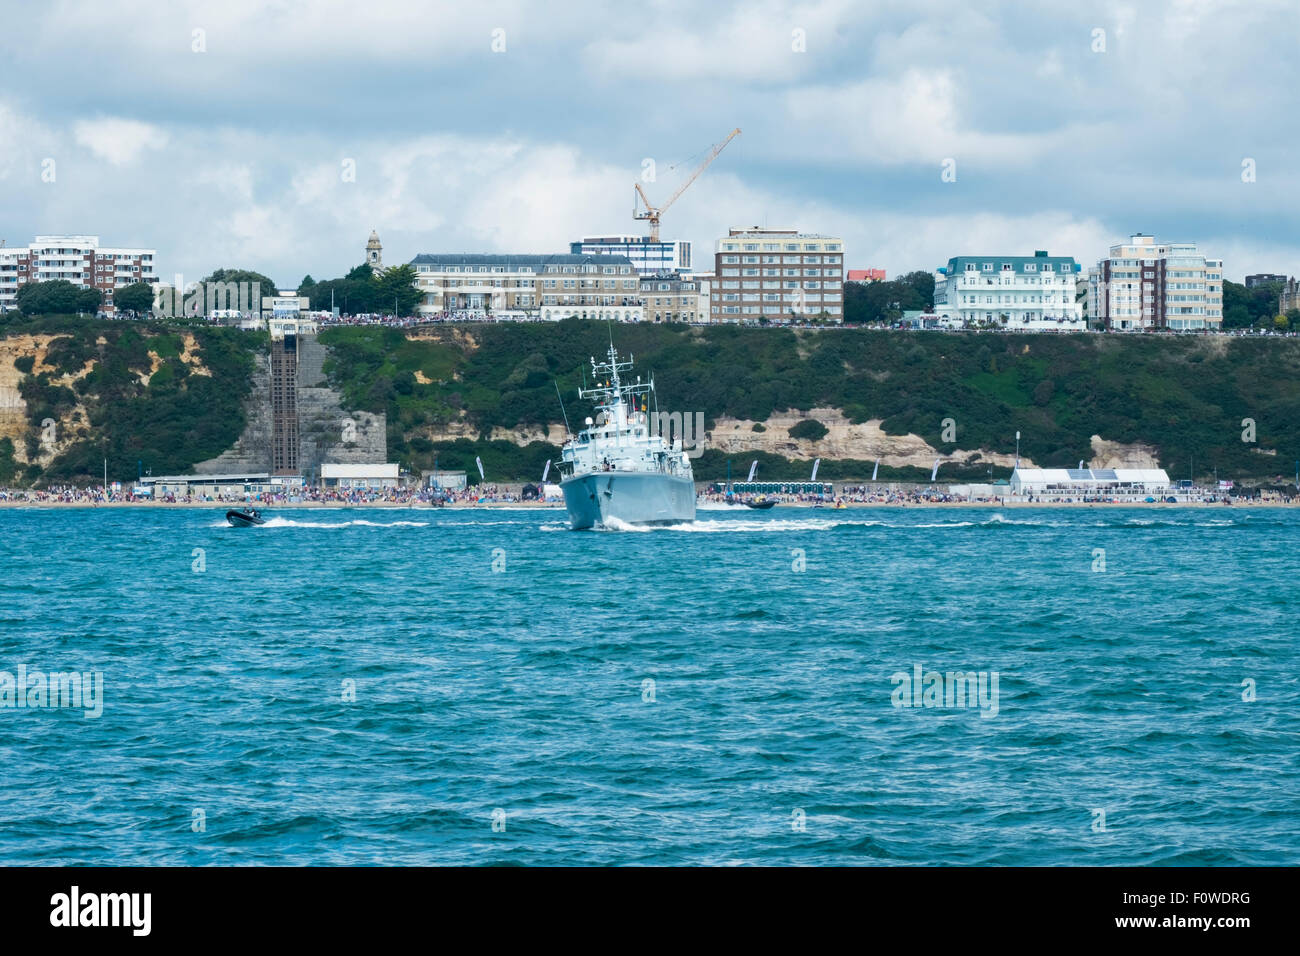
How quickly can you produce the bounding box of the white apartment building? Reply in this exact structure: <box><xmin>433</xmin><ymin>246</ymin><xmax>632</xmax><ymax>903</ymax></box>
<box><xmin>711</xmin><ymin>228</ymin><xmax>844</xmax><ymax>322</ymax></box>
<box><xmin>1087</xmin><ymin>234</ymin><xmax>1223</xmax><ymax>331</ymax></box>
<box><xmin>932</xmin><ymin>251</ymin><xmax>1085</xmax><ymax>331</ymax></box>
<box><xmin>0</xmin><ymin>235</ymin><xmax>157</xmax><ymax>313</ymax></box>
<box><xmin>409</xmin><ymin>253</ymin><xmax>643</xmax><ymax>322</ymax></box>
<box><xmin>569</xmin><ymin>235</ymin><xmax>691</xmax><ymax>276</ymax></box>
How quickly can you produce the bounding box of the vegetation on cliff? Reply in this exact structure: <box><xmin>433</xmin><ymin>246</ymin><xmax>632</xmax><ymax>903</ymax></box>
<box><xmin>0</xmin><ymin>314</ymin><xmax>261</xmax><ymax>485</ymax></box>
<box><xmin>319</xmin><ymin>320</ymin><xmax>1300</xmax><ymax>484</ymax></box>
<box><xmin>7</xmin><ymin>315</ymin><xmax>1297</xmax><ymax>487</ymax></box>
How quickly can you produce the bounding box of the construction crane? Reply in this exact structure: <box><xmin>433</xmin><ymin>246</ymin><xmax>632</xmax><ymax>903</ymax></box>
<box><xmin>634</xmin><ymin>127</ymin><xmax>740</xmax><ymax>242</ymax></box>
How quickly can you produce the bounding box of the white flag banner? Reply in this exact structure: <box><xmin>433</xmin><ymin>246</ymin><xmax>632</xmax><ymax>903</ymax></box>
<box><xmin>747</xmin><ymin>460</ymin><xmax>758</xmax><ymax>482</ymax></box>
<box><xmin>931</xmin><ymin>459</ymin><xmax>940</xmax><ymax>482</ymax></box>
<box><xmin>542</xmin><ymin>460</ymin><xmax>551</xmax><ymax>483</ymax></box>
<box><xmin>871</xmin><ymin>459</ymin><xmax>879</xmax><ymax>482</ymax></box>
<box><xmin>811</xmin><ymin>458</ymin><xmax>821</xmax><ymax>481</ymax></box>
<box><xmin>475</xmin><ymin>456</ymin><xmax>485</xmax><ymax>481</ymax></box>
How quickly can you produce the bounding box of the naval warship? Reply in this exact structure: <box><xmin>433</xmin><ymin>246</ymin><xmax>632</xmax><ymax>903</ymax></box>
<box><xmin>559</xmin><ymin>345</ymin><xmax>696</xmax><ymax>529</ymax></box>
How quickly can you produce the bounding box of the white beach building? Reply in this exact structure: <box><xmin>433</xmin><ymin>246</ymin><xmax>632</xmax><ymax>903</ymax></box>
<box><xmin>320</xmin><ymin>463</ymin><xmax>400</xmax><ymax>490</ymax></box>
<box><xmin>1009</xmin><ymin>467</ymin><xmax>1170</xmax><ymax>498</ymax></box>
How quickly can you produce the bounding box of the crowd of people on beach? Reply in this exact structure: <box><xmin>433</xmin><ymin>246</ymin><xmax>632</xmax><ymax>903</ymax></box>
<box><xmin>698</xmin><ymin>488</ymin><xmax>965</xmax><ymax>507</ymax></box>
<box><xmin>1</xmin><ymin>483</ymin><xmax>1291</xmax><ymax>507</ymax></box>
<box><xmin>0</xmin><ymin>483</ymin><xmax>537</xmax><ymax>506</ymax></box>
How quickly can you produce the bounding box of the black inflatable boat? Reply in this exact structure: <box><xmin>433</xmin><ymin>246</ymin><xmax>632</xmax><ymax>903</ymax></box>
<box><xmin>226</xmin><ymin>508</ymin><xmax>266</xmax><ymax>527</ymax></box>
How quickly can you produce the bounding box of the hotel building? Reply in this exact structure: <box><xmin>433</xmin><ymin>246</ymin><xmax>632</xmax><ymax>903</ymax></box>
<box><xmin>409</xmin><ymin>253</ymin><xmax>643</xmax><ymax>322</ymax></box>
<box><xmin>0</xmin><ymin>235</ymin><xmax>157</xmax><ymax>314</ymax></box>
<box><xmin>932</xmin><ymin>251</ymin><xmax>1084</xmax><ymax>331</ymax></box>
<box><xmin>569</xmin><ymin>235</ymin><xmax>691</xmax><ymax>276</ymax></box>
<box><xmin>1087</xmin><ymin>235</ymin><xmax>1223</xmax><ymax>331</ymax></box>
<box><xmin>639</xmin><ymin>272</ymin><xmax>703</xmax><ymax>323</ymax></box>
<box><xmin>710</xmin><ymin>227</ymin><xmax>844</xmax><ymax>322</ymax></box>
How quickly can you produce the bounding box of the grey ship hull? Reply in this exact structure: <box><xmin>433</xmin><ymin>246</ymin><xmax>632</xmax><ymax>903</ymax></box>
<box><xmin>561</xmin><ymin>471</ymin><xmax>696</xmax><ymax>529</ymax></box>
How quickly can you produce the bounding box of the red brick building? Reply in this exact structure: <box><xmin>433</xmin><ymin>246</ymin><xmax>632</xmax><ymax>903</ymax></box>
<box><xmin>0</xmin><ymin>235</ymin><xmax>157</xmax><ymax>314</ymax></box>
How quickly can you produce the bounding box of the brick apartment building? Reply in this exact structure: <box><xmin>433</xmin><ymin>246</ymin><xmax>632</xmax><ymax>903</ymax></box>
<box><xmin>0</xmin><ymin>235</ymin><xmax>157</xmax><ymax>313</ymax></box>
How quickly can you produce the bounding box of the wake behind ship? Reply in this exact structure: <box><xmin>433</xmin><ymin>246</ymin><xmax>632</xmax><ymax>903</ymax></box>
<box><xmin>559</xmin><ymin>345</ymin><xmax>696</xmax><ymax>529</ymax></box>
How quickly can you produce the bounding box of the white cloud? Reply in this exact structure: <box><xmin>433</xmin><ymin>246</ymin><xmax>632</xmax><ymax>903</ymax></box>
<box><xmin>2</xmin><ymin>2</ymin><xmax>1298</xmax><ymax>284</ymax></box>
<box><xmin>0</xmin><ymin>102</ymin><xmax>58</xmax><ymax>182</ymax></box>
<box><xmin>781</xmin><ymin>69</ymin><xmax>1081</xmax><ymax>166</ymax></box>
<box><xmin>72</xmin><ymin>117</ymin><xmax>169</xmax><ymax>166</ymax></box>
<box><xmin>462</xmin><ymin>145</ymin><xmax>630</xmax><ymax>251</ymax></box>
<box><xmin>663</xmin><ymin>169</ymin><xmax>1116</xmax><ymax>279</ymax></box>
<box><xmin>581</xmin><ymin>0</ymin><xmax>858</xmax><ymax>83</ymax></box>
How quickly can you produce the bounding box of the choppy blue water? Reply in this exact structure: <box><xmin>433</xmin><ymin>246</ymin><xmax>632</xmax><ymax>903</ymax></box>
<box><xmin>0</xmin><ymin>505</ymin><xmax>1296</xmax><ymax>865</ymax></box>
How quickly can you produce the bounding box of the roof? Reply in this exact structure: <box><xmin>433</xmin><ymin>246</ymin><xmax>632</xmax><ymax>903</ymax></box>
<box><xmin>639</xmin><ymin>273</ymin><xmax>696</xmax><ymax>285</ymax></box>
<box><xmin>847</xmin><ymin>269</ymin><xmax>885</xmax><ymax>281</ymax></box>
<box><xmin>409</xmin><ymin>253</ymin><xmax>633</xmax><ymax>268</ymax></box>
<box><xmin>1011</xmin><ymin>467</ymin><xmax>1169</xmax><ymax>483</ymax></box>
<box><xmin>144</xmin><ymin>473</ymin><xmax>272</xmax><ymax>483</ymax></box>
<box><xmin>572</xmin><ymin>236</ymin><xmax>683</xmax><ymax>246</ymax></box>
<box><xmin>724</xmin><ymin>228</ymin><xmax>840</xmax><ymax>239</ymax></box>
<box><xmin>945</xmin><ymin>254</ymin><xmax>1079</xmax><ymax>274</ymax></box>
<box><xmin>321</xmin><ymin>463</ymin><xmax>399</xmax><ymax>478</ymax></box>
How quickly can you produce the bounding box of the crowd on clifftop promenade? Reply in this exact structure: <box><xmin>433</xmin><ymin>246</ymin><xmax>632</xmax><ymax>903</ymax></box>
<box><xmin>249</xmin><ymin>309</ymin><xmax>1300</xmax><ymax>336</ymax></box>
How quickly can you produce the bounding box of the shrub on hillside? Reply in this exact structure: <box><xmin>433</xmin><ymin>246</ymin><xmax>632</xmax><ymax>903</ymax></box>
<box><xmin>789</xmin><ymin>419</ymin><xmax>829</xmax><ymax>441</ymax></box>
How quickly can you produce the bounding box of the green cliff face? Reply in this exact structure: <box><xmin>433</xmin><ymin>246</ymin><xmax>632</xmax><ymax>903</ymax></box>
<box><xmin>5</xmin><ymin>316</ymin><xmax>1297</xmax><ymax>487</ymax></box>
<box><xmin>0</xmin><ymin>315</ymin><xmax>260</xmax><ymax>486</ymax></box>
<box><xmin>318</xmin><ymin>320</ymin><xmax>1300</xmax><ymax>485</ymax></box>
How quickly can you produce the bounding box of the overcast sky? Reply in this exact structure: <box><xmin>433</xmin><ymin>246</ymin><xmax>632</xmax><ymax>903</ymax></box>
<box><xmin>1</xmin><ymin>0</ymin><xmax>1295</xmax><ymax>288</ymax></box>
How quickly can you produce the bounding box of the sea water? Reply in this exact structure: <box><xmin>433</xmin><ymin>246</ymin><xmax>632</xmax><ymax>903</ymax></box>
<box><xmin>0</xmin><ymin>506</ymin><xmax>1295</xmax><ymax>865</ymax></box>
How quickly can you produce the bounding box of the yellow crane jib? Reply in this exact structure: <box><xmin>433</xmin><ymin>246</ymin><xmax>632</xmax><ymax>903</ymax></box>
<box><xmin>633</xmin><ymin>128</ymin><xmax>740</xmax><ymax>242</ymax></box>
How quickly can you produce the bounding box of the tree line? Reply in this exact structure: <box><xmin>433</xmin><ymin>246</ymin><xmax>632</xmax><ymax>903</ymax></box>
<box><xmin>1222</xmin><ymin>279</ymin><xmax>1297</xmax><ymax>330</ymax></box>
<box><xmin>298</xmin><ymin>264</ymin><xmax>422</xmax><ymax>316</ymax></box>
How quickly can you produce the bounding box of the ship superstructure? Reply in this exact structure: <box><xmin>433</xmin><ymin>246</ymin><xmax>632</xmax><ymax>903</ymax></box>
<box><xmin>558</xmin><ymin>345</ymin><xmax>696</xmax><ymax>529</ymax></box>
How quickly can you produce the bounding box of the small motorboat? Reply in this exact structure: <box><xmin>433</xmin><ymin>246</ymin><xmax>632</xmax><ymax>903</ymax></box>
<box><xmin>745</xmin><ymin>497</ymin><xmax>777</xmax><ymax>510</ymax></box>
<box><xmin>226</xmin><ymin>508</ymin><xmax>266</xmax><ymax>527</ymax></box>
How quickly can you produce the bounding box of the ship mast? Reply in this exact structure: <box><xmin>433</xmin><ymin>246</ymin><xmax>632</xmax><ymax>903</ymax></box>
<box><xmin>579</xmin><ymin>345</ymin><xmax>651</xmax><ymax>417</ymax></box>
